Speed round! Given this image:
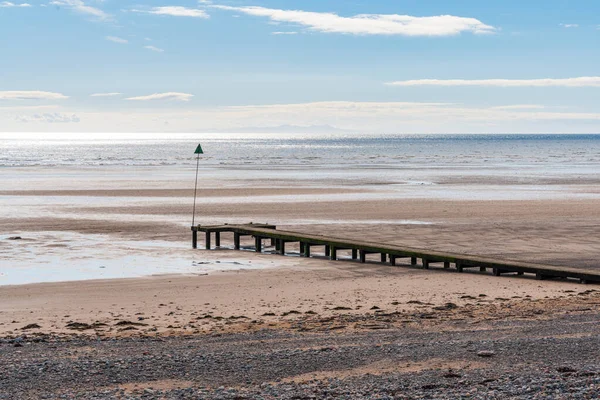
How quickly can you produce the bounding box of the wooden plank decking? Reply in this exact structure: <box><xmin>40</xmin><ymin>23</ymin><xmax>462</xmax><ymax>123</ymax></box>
<box><xmin>192</xmin><ymin>223</ymin><xmax>600</xmax><ymax>284</ymax></box>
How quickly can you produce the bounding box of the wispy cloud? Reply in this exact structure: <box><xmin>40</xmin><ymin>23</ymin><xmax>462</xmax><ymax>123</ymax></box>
<box><xmin>90</xmin><ymin>92</ymin><xmax>122</xmax><ymax>97</ymax></box>
<box><xmin>125</xmin><ymin>92</ymin><xmax>193</xmax><ymax>101</ymax></box>
<box><xmin>105</xmin><ymin>36</ymin><xmax>128</xmax><ymax>44</ymax></box>
<box><xmin>0</xmin><ymin>91</ymin><xmax>69</xmax><ymax>100</ymax></box>
<box><xmin>210</xmin><ymin>5</ymin><xmax>495</xmax><ymax>36</ymax></box>
<box><xmin>0</xmin><ymin>1</ymin><xmax>32</xmax><ymax>7</ymax></box>
<box><xmin>490</xmin><ymin>104</ymin><xmax>546</xmax><ymax>110</ymax></box>
<box><xmin>133</xmin><ymin>6</ymin><xmax>209</xmax><ymax>18</ymax></box>
<box><xmin>271</xmin><ymin>31</ymin><xmax>298</xmax><ymax>35</ymax></box>
<box><xmin>559</xmin><ymin>23</ymin><xmax>579</xmax><ymax>28</ymax></box>
<box><xmin>386</xmin><ymin>77</ymin><xmax>600</xmax><ymax>87</ymax></box>
<box><xmin>144</xmin><ymin>45</ymin><xmax>164</xmax><ymax>52</ymax></box>
<box><xmin>16</xmin><ymin>113</ymin><xmax>80</xmax><ymax>123</ymax></box>
<box><xmin>49</xmin><ymin>0</ymin><xmax>110</xmax><ymax>20</ymax></box>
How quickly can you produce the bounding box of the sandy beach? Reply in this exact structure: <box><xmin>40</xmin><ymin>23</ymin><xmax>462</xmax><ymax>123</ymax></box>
<box><xmin>2</xmin><ymin>141</ymin><xmax>600</xmax><ymax>398</ymax></box>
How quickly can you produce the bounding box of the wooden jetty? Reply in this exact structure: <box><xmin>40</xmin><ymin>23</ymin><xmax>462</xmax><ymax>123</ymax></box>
<box><xmin>191</xmin><ymin>223</ymin><xmax>600</xmax><ymax>284</ymax></box>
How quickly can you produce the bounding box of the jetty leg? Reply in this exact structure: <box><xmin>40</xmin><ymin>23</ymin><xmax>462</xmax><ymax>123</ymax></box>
<box><xmin>192</xmin><ymin>230</ymin><xmax>198</xmax><ymax>249</ymax></box>
<box><xmin>215</xmin><ymin>232</ymin><xmax>221</xmax><ymax>247</ymax></box>
<box><xmin>359</xmin><ymin>250</ymin><xmax>366</xmax><ymax>263</ymax></box>
<box><xmin>352</xmin><ymin>249</ymin><xmax>358</xmax><ymax>260</ymax></box>
<box><xmin>270</xmin><ymin>238</ymin><xmax>276</xmax><ymax>246</ymax></box>
<box><xmin>280</xmin><ymin>240</ymin><xmax>286</xmax><ymax>255</ymax></box>
<box><xmin>304</xmin><ymin>244</ymin><xmax>311</xmax><ymax>257</ymax></box>
<box><xmin>390</xmin><ymin>256</ymin><xmax>396</xmax><ymax>266</ymax></box>
<box><xmin>275</xmin><ymin>239</ymin><xmax>281</xmax><ymax>251</ymax></box>
<box><xmin>325</xmin><ymin>245</ymin><xmax>330</xmax><ymax>257</ymax></box>
<box><xmin>381</xmin><ymin>253</ymin><xmax>387</xmax><ymax>263</ymax></box>
<box><xmin>205</xmin><ymin>232</ymin><xmax>211</xmax><ymax>250</ymax></box>
<box><xmin>536</xmin><ymin>273</ymin><xmax>547</xmax><ymax>281</ymax></box>
<box><xmin>411</xmin><ymin>257</ymin><xmax>417</xmax><ymax>266</ymax></box>
<box><xmin>456</xmin><ymin>263</ymin><xmax>464</xmax><ymax>273</ymax></box>
<box><xmin>480</xmin><ymin>267</ymin><xmax>487</xmax><ymax>272</ymax></box>
<box><xmin>422</xmin><ymin>259</ymin><xmax>429</xmax><ymax>269</ymax></box>
<box><xmin>300</xmin><ymin>242</ymin><xmax>305</xmax><ymax>256</ymax></box>
<box><xmin>444</xmin><ymin>262</ymin><xmax>450</xmax><ymax>269</ymax></box>
<box><xmin>330</xmin><ymin>247</ymin><xmax>337</xmax><ymax>261</ymax></box>
<box><xmin>234</xmin><ymin>233</ymin><xmax>240</xmax><ymax>250</ymax></box>
<box><xmin>255</xmin><ymin>236</ymin><xmax>262</xmax><ymax>253</ymax></box>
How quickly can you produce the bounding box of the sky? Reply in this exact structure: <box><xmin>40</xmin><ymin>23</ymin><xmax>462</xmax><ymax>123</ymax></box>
<box><xmin>1</xmin><ymin>0</ymin><xmax>599</xmax><ymax>135</ymax></box>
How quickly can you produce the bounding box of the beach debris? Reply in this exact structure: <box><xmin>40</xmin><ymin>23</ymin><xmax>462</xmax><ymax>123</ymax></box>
<box><xmin>370</xmin><ymin>306</ymin><xmax>380</xmax><ymax>310</ymax></box>
<box><xmin>477</xmin><ymin>350</ymin><xmax>496</xmax><ymax>358</ymax></box>
<box><xmin>557</xmin><ymin>366</ymin><xmax>577</xmax><ymax>374</ymax></box>
<box><xmin>332</xmin><ymin>306</ymin><xmax>352</xmax><ymax>311</ymax></box>
<box><xmin>66</xmin><ymin>322</ymin><xmax>93</xmax><ymax>331</ymax></box>
<box><xmin>281</xmin><ymin>310</ymin><xmax>301</xmax><ymax>316</ymax></box>
<box><xmin>433</xmin><ymin>302</ymin><xmax>459</xmax><ymax>311</ymax></box>
<box><xmin>115</xmin><ymin>320</ymin><xmax>148</xmax><ymax>326</ymax></box>
<box><xmin>443</xmin><ymin>369</ymin><xmax>462</xmax><ymax>378</ymax></box>
<box><xmin>21</xmin><ymin>323</ymin><xmax>41</xmax><ymax>330</ymax></box>
<box><xmin>7</xmin><ymin>236</ymin><xmax>22</xmax><ymax>240</ymax></box>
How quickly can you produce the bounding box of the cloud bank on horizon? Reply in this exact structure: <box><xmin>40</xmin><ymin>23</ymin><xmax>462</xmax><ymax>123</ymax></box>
<box><xmin>1</xmin><ymin>0</ymin><xmax>599</xmax><ymax>134</ymax></box>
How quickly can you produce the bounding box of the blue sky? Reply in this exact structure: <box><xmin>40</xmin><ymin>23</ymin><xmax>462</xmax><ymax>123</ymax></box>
<box><xmin>1</xmin><ymin>0</ymin><xmax>599</xmax><ymax>134</ymax></box>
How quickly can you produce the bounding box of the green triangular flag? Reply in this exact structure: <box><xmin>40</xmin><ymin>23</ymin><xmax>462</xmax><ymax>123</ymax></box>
<box><xmin>194</xmin><ymin>144</ymin><xmax>204</xmax><ymax>154</ymax></box>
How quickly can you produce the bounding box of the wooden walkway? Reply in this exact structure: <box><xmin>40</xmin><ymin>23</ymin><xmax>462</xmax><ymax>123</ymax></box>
<box><xmin>192</xmin><ymin>223</ymin><xmax>600</xmax><ymax>284</ymax></box>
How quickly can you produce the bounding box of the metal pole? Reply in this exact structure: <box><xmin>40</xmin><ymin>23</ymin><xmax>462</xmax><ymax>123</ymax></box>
<box><xmin>191</xmin><ymin>153</ymin><xmax>200</xmax><ymax>227</ymax></box>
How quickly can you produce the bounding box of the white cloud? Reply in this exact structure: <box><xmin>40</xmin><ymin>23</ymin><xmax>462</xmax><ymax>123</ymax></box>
<box><xmin>386</xmin><ymin>77</ymin><xmax>600</xmax><ymax>87</ymax></box>
<box><xmin>0</xmin><ymin>1</ymin><xmax>32</xmax><ymax>7</ymax></box>
<box><xmin>211</xmin><ymin>5</ymin><xmax>495</xmax><ymax>36</ymax></box>
<box><xmin>90</xmin><ymin>92</ymin><xmax>122</xmax><ymax>97</ymax></box>
<box><xmin>144</xmin><ymin>45</ymin><xmax>164</xmax><ymax>52</ymax></box>
<box><xmin>133</xmin><ymin>6</ymin><xmax>208</xmax><ymax>18</ymax></box>
<box><xmin>105</xmin><ymin>36</ymin><xmax>128</xmax><ymax>44</ymax></box>
<box><xmin>50</xmin><ymin>0</ymin><xmax>109</xmax><ymax>20</ymax></box>
<box><xmin>125</xmin><ymin>92</ymin><xmax>193</xmax><ymax>101</ymax></box>
<box><xmin>271</xmin><ymin>31</ymin><xmax>298</xmax><ymax>35</ymax></box>
<box><xmin>0</xmin><ymin>91</ymin><xmax>69</xmax><ymax>100</ymax></box>
<box><xmin>559</xmin><ymin>23</ymin><xmax>579</xmax><ymax>28</ymax></box>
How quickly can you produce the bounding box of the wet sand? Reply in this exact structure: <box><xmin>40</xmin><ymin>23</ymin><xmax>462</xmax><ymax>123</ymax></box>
<box><xmin>2</xmin><ymin>184</ymin><xmax>600</xmax><ymax>337</ymax></box>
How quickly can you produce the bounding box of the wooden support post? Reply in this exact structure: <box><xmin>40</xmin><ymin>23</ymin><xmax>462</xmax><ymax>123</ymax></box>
<box><xmin>480</xmin><ymin>267</ymin><xmax>486</xmax><ymax>272</ymax></box>
<box><xmin>517</xmin><ymin>272</ymin><xmax>524</xmax><ymax>275</ymax></box>
<box><xmin>390</xmin><ymin>256</ymin><xmax>396</xmax><ymax>266</ymax></box>
<box><xmin>275</xmin><ymin>239</ymin><xmax>281</xmax><ymax>251</ymax></box>
<box><xmin>456</xmin><ymin>262</ymin><xmax>464</xmax><ymax>273</ymax></box>
<box><xmin>279</xmin><ymin>240</ymin><xmax>286</xmax><ymax>255</ymax></box>
<box><xmin>411</xmin><ymin>257</ymin><xmax>417</xmax><ymax>266</ymax></box>
<box><xmin>215</xmin><ymin>232</ymin><xmax>221</xmax><ymax>247</ymax></box>
<box><xmin>205</xmin><ymin>232</ymin><xmax>211</xmax><ymax>250</ymax></box>
<box><xmin>352</xmin><ymin>249</ymin><xmax>358</xmax><ymax>260</ymax></box>
<box><xmin>304</xmin><ymin>243</ymin><xmax>311</xmax><ymax>257</ymax></box>
<box><xmin>381</xmin><ymin>253</ymin><xmax>387</xmax><ymax>263</ymax></box>
<box><xmin>255</xmin><ymin>236</ymin><xmax>262</xmax><ymax>253</ymax></box>
<box><xmin>536</xmin><ymin>273</ymin><xmax>546</xmax><ymax>281</ymax></box>
<box><xmin>330</xmin><ymin>247</ymin><xmax>337</xmax><ymax>261</ymax></box>
<box><xmin>270</xmin><ymin>238</ymin><xmax>276</xmax><ymax>246</ymax></box>
<box><xmin>359</xmin><ymin>250</ymin><xmax>366</xmax><ymax>263</ymax></box>
<box><xmin>325</xmin><ymin>245</ymin><xmax>330</xmax><ymax>257</ymax></box>
<box><xmin>299</xmin><ymin>242</ymin><xmax>305</xmax><ymax>255</ymax></box>
<box><xmin>422</xmin><ymin>259</ymin><xmax>429</xmax><ymax>269</ymax></box>
<box><xmin>444</xmin><ymin>261</ymin><xmax>450</xmax><ymax>269</ymax></box>
<box><xmin>493</xmin><ymin>268</ymin><xmax>501</xmax><ymax>276</ymax></box>
<box><xmin>192</xmin><ymin>230</ymin><xmax>198</xmax><ymax>249</ymax></box>
<box><xmin>234</xmin><ymin>233</ymin><xmax>240</xmax><ymax>250</ymax></box>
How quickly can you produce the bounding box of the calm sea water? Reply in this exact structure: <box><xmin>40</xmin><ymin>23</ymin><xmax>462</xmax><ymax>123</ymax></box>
<box><xmin>2</xmin><ymin>134</ymin><xmax>600</xmax><ymax>168</ymax></box>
